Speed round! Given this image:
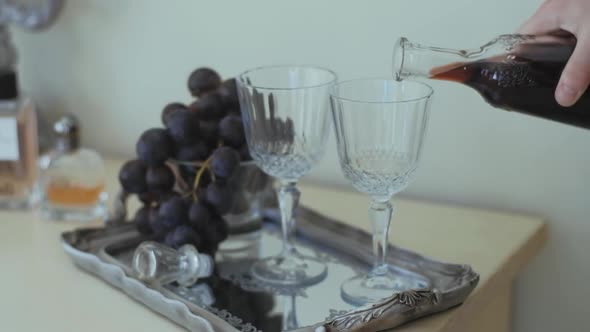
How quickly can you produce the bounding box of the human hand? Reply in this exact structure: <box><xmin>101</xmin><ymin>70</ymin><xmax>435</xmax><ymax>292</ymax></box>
<box><xmin>519</xmin><ymin>0</ymin><xmax>590</xmax><ymax>107</ymax></box>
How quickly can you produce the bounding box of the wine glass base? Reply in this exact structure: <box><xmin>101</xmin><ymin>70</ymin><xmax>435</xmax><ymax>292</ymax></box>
<box><xmin>251</xmin><ymin>252</ymin><xmax>327</xmax><ymax>287</ymax></box>
<box><xmin>341</xmin><ymin>266</ymin><xmax>428</xmax><ymax>306</ymax></box>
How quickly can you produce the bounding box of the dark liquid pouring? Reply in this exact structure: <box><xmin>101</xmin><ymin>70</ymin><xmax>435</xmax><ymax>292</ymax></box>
<box><xmin>430</xmin><ymin>41</ymin><xmax>590</xmax><ymax>129</ymax></box>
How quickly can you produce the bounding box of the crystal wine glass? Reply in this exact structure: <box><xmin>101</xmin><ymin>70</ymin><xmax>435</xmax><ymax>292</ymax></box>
<box><xmin>330</xmin><ymin>78</ymin><xmax>433</xmax><ymax>305</ymax></box>
<box><xmin>236</xmin><ymin>65</ymin><xmax>337</xmax><ymax>286</ymax></box>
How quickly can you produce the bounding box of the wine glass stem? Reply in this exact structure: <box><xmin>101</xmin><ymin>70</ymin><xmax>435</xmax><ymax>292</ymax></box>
<box><xmin>282</xmin><ymin>295</ymin><xmax>298</xmax><ymax>330</ymax></box>
<box><xmin>369</xmin><ymin>200</ymin><xmax>393</xmax><ymax>274</ymax></box>
<box><xmin>279</xmin><ymin>181</ymin><xmax>300</xmax><ymax>256</ymax></box>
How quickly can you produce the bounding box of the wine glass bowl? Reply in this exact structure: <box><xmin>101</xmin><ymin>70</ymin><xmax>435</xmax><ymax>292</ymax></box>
<box><xmin>330</xmin><ymin>78</ymin><xmax>433</xmax><ymax>305</ymax></box>
<box><xmin>237</xmin><ymin>65</ymin><xmax>337</xmax><ymax>286</ymax></box>
<box><xmin>239</xmin><ymin>66</ymin><xmax>335</xmax><ymax>180</ymax></box>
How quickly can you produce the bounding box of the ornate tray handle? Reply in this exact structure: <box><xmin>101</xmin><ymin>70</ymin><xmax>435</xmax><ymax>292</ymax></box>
<box><xmin>318</xmin><ymin>290</ymin><xmax>439</xmax><ymax>331</ymax></box>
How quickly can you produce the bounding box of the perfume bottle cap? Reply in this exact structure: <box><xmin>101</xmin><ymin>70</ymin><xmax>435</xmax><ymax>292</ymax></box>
<box><xmin>54</xmin><ymin>114</ymin><xmax>80</xmax><ymax>152</ymax></box>
<box><xmin>0</xmin><ymin>70</ymin><xmax>17</xmax><ymax>100</ymax></box>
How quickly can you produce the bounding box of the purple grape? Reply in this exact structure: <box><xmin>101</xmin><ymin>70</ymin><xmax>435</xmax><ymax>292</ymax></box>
<box><xmin>190</xmin><ymin>168</ymin><xmax>213</xmax><ymax>193</ymax></box>
<box><xmin>188</xmin><ymin>68</ymin><xmax>221</xmax><ymax>97</ymax></box>
<box><xmin>182</xmin><ymin>194</ymin><xmax>195</xmax><ymax>206</ymax></box>
<box><xmin>188</xmin><ymin>201</ymin><xmax>212</xmax><ymax>231</ymax></box>
<box><xmin>196</xmin><ymin>186</ymin><xmax>207</xmax><ymax>202</ymax></box>
<box><xmin>165</xmin><ymin>225</ymin><xmax>203</xmax><ymax>249</ymax></box>
<box><xmin>166</xmin><ymin>108</ymin><xmax>200</xmax><ymax>145</ymax></box>
<box><xmin>210</xmin><ymin>147</ymin><xmax>240</xmax><ymax>179</ymax></box>
<box><xmin>146</xmin><ymin>165</ymin><xmax>175</xmax><ymax>192</ymax></box>
<box><xmin>158</xmin><ymin>195</ymin><xmax>188</xmax><ymax>230</ymax></box>
<box><xmin>148</xmin><ymin>207</ymin><xmax>167</xmax><ymax>235</ymax></box>
<box><xmin>118</xmin><ymin>159</ymin><xmax>147</xmax><ymax>193</ymax></box>
<box><xmin>199</xmin><ymin>120</ymin><xmax>219</xmax><ymax>144</ymax></box>
<box><xmin>134</xmin><ymin>205</ymin><xmax>153</xmax><ymax>235</ymax></box>
<box><xmin>136</xmin><ymin>128</ymin><xmax>173</xmax><ymax>166</ymax></box>
<box><xmin>204</xmin><ymin>182</ymin><xmax>233</xmax><ymax>215</ymax></box>
<box><xmin>163</xmin><ymin>231</ymin><xmax>175</xmax><ymax>248</ymax></box>
<box><xmin>218</xmin><ymin>114</ymin><xmax>245</xmax><ymax>148</ymax></box>
<box><xmin>141</xmin><ymin>191</ymin><xmax>176</xmax><ymax>205</ymax></box>
<box><xmin>175</xmin><ymin>141</ymin><xmax>209</xmax><ymax>162</ymax></box>
<box><xmin>138</xmin><ymin>192</ymin><xmax>156</xmax><ymax>205</ymax></box>
<box><xmin>189</xmin><ymin>92</ymin><xmax>225</xmax><ymax>120</ymax></box>
<box><xmin>138</xmin><ymin>191</ymin><xmax>171</xmax><ymax>205</ymax></box>
<box><xmin>204</xmin><ymin>217</ymin><xmax>229</xmax><ymax>245</ymax></box>
<box><xmin>161</xmin><ymin>102</ymin><xmax>188</xmax><ymax>126</ymax></box>
<box><xmin>218</xmin><ymin>78</ymin><xmax>239</xmax><ymax>108</ymax></box>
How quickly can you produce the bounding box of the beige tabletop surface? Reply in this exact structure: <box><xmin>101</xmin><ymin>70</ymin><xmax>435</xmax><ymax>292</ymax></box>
<box><xmin>0</xmin><ymin>159</ymin><xmax>547</xmax><ymax>331</ymax></box>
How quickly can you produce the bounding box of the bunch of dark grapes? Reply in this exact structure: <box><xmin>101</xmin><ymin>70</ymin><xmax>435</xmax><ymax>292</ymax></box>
<box><xmin>118</xmin><ymin>67</ymin><xmax>251</xmax><ymax>257</ymax></box>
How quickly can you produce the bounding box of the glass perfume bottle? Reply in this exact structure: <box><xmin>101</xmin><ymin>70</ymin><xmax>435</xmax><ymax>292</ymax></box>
<box><xmin>393</xmin><ymin>34</ymin><xmax>590</xmax><ymax>129</ymax></box>
<box><xmin>0</xmin><ymin>70</ymin><xmax>38</xmax><ymax>209</ymax></box>
<box><xmin>39</xmin><ymin>114</ymin><xmax>107</xmax><ymax>221</ymax></box>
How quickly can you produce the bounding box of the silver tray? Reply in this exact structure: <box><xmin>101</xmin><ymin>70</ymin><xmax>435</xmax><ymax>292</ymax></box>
<box><xmin>62</xmin><ymin>206</ymin><xmax>479</xmax><ymax>332</ymax></box>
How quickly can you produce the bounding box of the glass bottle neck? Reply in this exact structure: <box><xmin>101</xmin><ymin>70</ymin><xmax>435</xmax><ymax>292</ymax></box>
<box><xmin>55</xmin><ymin>135</ymin><xmax>80</xmax><ymax>153</ymax></box>
<box><xmin>393</xmin><ymin>37</ymin><xmax>480</xmax><ymax>80</ymax></box>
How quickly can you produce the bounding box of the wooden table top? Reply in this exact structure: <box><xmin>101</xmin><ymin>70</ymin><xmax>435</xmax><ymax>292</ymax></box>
<box><xmin>0</xmin><ymin>159</ymin><xmax>546</xmax><ymax>331</ymax></box>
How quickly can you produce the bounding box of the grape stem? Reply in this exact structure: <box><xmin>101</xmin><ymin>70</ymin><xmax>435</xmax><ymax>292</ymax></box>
<box><xmin>192</xmin><ymin>155</ymin><xmax>214</xmax><ymax>200</ymax></box>
<box><xmin>167</xmin><ymin>161</ymin><xmax>191</xmax><ymax>193</ymax></box>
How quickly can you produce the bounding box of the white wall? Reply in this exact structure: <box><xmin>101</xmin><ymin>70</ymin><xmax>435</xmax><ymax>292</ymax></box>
<box><xmin>11</xmin><ymin>0</ymin><xmax>590</xmax><ymax>330</ymax></box>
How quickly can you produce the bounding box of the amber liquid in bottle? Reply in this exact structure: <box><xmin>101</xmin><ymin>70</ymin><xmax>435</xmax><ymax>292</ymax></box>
<box><xmin>46</xmin><ymin>183</ymin><xmax>105</xmax><ymax>206</ymax></box>
<box><xmin>430</xmin><ymin>42</ymin><xmax>590</xmax><ymax>129</ymax></box>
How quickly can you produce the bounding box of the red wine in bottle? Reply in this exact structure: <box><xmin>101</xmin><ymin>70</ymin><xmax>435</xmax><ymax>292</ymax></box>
<box><xmin>394</xmin><ymin>34</ymin><xmax>590</xmax><ymax>129</ymax></box>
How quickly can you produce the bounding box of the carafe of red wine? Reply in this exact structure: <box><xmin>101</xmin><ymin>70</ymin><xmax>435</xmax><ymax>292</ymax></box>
<box><xmin>393</xmin><ymin>34</ymin><xmax>590</xmax><ymax>129</ymax></box>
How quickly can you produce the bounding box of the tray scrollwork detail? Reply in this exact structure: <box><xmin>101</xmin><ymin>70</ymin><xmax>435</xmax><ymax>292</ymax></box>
<box><xmin>206</xmin><ymin>307</ymin><xmax>262</xmax><ymax>332</ymax></box>
<box><xmin>322</xmin><ymin>290</ymin><xmax>438</xmax><ymax>331</ymax></box>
